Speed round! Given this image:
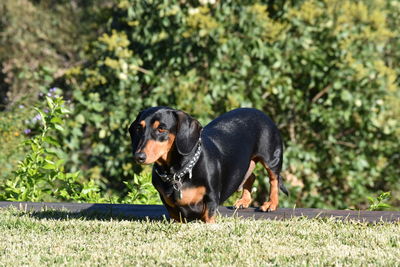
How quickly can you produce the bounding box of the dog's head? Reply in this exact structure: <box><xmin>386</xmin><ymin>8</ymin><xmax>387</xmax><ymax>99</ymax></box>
<box><xmin>129</xmin><ymin>107</ymin><xmax>202</xmax><ymax>165</ymax></box>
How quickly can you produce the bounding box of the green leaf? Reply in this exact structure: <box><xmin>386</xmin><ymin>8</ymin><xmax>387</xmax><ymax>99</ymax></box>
<box><xmin>60</xmin><ymin>107</ymin><xmax>70</xmax><ymax>114</ymax></box>
<box><xmin>379</xmin><ymin>192</ymin><xmax>391</xmax><ymax>201</ymax></box>
<box><xmin>42</xmin><ymin>163</ymin><xmax>56</xmax><ymax>170</ymax></box>
<box><xmin>340</xmin><ymin>90</ymin><xmax>352</xmax><ymax>102</ymax></box>
<box><xmin>99</xmin><ymin>129</ymin><xmax>106</xmax><ymax>139</ymax></box>
<box><xmin>54</xmin><ymin>124</ymin><xmax>65</xmax><ymax>132</ymax></box>
<box><xmin>76</xmin><ymin>114</ymin><xmax>85</xmax><ymax>124</ymax></box>
<box><xmin>43</xmin><ymin>136</ymin><xmax>60</xmax><ymax>147</ymax></box>
<box><xmin>46</xmin><ymin>96</ymin><xmax>54</xmax><ymax>110</ymax></box>
<box><xmin>50</xmin><ymin>117</ymin><xmax>63</xmax><ymax>125</ymax></box>
<box><xmin>377</xmin><ymin>203</ymin><xmax>391</xmax><ymax>209</ymax></box>
<box><xmin>34</xmin><ymin>108</ymin><xmax>46</xmax><ymax>126</ymax></box>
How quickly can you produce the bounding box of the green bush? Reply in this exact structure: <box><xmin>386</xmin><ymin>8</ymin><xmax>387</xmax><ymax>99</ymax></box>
<box><xmin>368</xmin><ymin>192</ymin><xmax>392</xmax><ymax>211</ymax></box>
<box><xmin>0</xmin><ymin>91</ymin><xmax>158</xmax><ymax>204</ymax></box>
<box><xmin>0</xmin><ymin>92</ymin><xmax>104</xmax><ymax>202</ymax></box>
<box><xmin>0</xmin><ymin>105</ymin><xmax>32</xmax><ymax>181</ymax></box>
<box><xmin>0</xmin><ymin>0</ymin><xmax>122</xmax><ymax>202</ymax></box>
<box><xmin>61</xmin><ymin>0</ymin><xmax>399</xmax><ymax>209</ymax></box>
<box><xmin>0</xmin><ymin>0</ymin><xmax>110</xmax><ymax>107</ymax></box>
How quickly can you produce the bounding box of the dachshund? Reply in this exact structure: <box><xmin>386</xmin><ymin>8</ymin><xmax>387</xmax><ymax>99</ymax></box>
<box><xmin>129</xmin><ymin>107</ymin><xmax>288</xmax><ymax>223</ymax></box>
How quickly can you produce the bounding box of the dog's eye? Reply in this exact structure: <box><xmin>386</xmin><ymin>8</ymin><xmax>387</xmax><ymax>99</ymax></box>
<box><xmin>157</xmin><ymin>126</ymin><xmax>168</xmax><ymax>133</ymax></box>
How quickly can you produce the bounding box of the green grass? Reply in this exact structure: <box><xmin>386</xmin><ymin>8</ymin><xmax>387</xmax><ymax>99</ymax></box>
<box><xmin>0</xmin><ymin>208</ymin><xmax>399</xmax><ymax>266</ymax></box>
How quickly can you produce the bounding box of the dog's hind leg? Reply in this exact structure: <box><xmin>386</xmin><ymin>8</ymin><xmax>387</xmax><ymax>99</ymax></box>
<box><xmin>234</xmin><ymin>160</ymin><xmax>256</xmax><ymax>209</ymax></box>
<box><xmin>259</xmin><ymin>160</ymin><xmax>280</xmax><ymax>212</ymax></box>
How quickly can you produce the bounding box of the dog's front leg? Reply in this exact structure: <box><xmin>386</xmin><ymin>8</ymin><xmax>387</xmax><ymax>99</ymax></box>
<box><xmin>201</xmin><ymin>194</ymin><xmax>218</xmax><ymax>223</ymax></box>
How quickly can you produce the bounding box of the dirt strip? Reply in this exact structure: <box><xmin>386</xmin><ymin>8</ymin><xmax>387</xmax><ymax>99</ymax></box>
<box><xmin>0</xmin><ymin>201</ymin><xmax>399</xmax><ymax>223</ymax></box>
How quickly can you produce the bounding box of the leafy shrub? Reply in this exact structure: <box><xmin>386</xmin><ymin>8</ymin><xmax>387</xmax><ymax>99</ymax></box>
<box><xmin>368</xmin><ymin>192</ymin><xmax>392</xmax><ymax>211</ymax></box>
<box><xmin>0</xmin><ymin>0</ymin><xmax>113</xmax><ymax>192</ymax></box>
<box><xmin>0</xmin><ymin>92</ymin><xmax>104</xmax><ymax>202</ymax></box>
<box><xmin>0</xmin><ymin>105</ymin><xmax>33</xmax><ymax>181</ymax></box>
<box><xmin>0</xmin><ymin>89</ymin><xmax>161</xmax><ymax>204</ymax></box>
<box><xmin>121</xmin><ymin>173</ymin><xmax>161</xmax><ymax>204</ymax></box>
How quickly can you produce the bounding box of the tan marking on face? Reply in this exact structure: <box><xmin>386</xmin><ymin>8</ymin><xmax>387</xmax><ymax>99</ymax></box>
<box><xmin>176</xmin><ymin>186</ymin><xmax>206</xmax><ymax>206</ymax></box>
<box><xmin>141</xmin><ymin>133</ymin><xmax>176</xmax><ymax>164</ymax></box>
<box><xmin>152</xmin><ymin>120</ymin><xmax>160</xmax><ymax>129</ymax></box>
<box><xmin>152</xmin><ymin>120</ymin><xmax>168</xmax><ymax>133</ymax></box>
<box><xmin>139</xmin><ymin>120</ymin><xmax>146</xmax><ymax>128</ymax></box>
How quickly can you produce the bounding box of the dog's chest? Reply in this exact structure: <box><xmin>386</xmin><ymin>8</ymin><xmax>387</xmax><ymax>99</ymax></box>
<box><xmin>159</xmin><ymin>183</ymin><xmax>206</xmax><ymax>207</ymax></box>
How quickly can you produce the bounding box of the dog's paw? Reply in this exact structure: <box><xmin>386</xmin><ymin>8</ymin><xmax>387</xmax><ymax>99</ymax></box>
<box><xmin>259</xmin><ymin>201</ymin><xmax>278</xmax><ymax>212</ymax></box>
<box><xmin>233</xmin><ymin>198</ymin><xmax>251</xmax><ymax>209</ymax></box>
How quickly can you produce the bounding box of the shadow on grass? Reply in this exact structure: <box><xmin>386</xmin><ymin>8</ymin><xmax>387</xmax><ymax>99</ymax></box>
<box><xmin>15</xmin><ymin>203</ymin><xmax>171</xmax><ymax>222</ymax></box>
<box><xmin>27</xmin><ymin>210</ymin><xmax>168</xmax><ymax>222</ymax></box>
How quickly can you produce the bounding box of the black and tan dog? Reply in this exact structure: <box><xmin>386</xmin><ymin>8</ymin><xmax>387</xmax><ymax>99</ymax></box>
<box><xmin>129</xmin><ymin>107</ymin><xmax>288</xmax><ymax>223</ymax></box>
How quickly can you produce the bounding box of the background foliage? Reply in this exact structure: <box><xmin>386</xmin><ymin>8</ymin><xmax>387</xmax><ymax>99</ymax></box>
<box><xmin>1</xmin><ymin>0</ymin><xmax>399</xmax><ymax>209</ymax></box>
<box><xmin>0</xmin><ymin>0</ymin><xmax>111</xmax><ymax>107</ymax></box>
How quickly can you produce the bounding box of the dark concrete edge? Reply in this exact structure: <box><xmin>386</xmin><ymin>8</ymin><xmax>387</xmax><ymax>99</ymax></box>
<box><xmin>221</xmin><ymin>209</ymin><xmax>400</xmax><ymax>224</ymax></box>
<box><xmin>1</xmin><ymin>201</ymin><xmax>399</xmax><ymax>223</ymax></box>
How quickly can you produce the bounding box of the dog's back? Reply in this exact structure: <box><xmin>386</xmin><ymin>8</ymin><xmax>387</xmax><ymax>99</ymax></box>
<box><xmin>201</xmin><ymin>108</ymin><xmax>283</xmax><ymax>202</ymax></box>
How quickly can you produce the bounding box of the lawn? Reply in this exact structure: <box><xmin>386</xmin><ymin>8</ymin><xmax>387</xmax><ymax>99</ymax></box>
<box><xmin>0</xmin><ymin>208</ymin><xmax>399</xmax><ymax>266</ymax></box>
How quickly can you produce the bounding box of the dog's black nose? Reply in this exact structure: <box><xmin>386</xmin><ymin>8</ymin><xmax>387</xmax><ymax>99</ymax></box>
<box><xmin>134</xmin><ymin>152</ymin><xmax>146</xmax><ymax>163</ymax></box>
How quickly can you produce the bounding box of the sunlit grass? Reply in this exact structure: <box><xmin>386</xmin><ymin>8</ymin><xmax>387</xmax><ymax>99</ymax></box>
<box><xmin>0</xmin><ymin>208</ymin><xmax>399</xmax><ymax>266</ymax></box>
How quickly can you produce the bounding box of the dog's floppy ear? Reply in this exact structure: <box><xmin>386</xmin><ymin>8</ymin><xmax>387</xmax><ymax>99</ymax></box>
<box><xmin>174</xmin><ymin>111</ymin><xmax>202</xmax><ymax>155</ymax></box>
<box><xmin>129</xmin><ymin>111</ymin><xmax>143</xmax><ymax>149</ymax></box>
<box><xmin>129</xmin><ymin>111</ymin><xmax>143</xmax><ymax>134</ymax></box>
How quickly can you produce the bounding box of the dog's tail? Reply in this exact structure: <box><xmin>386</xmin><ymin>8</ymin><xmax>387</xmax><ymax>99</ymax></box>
<box><xmin>278</xmin><ymin>174</ymin><xmax>289</xmax><ymax>196</ymax></box>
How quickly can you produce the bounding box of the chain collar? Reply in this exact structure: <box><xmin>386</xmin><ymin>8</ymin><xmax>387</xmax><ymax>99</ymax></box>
<box><xmin>154</xmin><ymin>138</ymin><xmax>202</xmax><ymax>192</ymax></box>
